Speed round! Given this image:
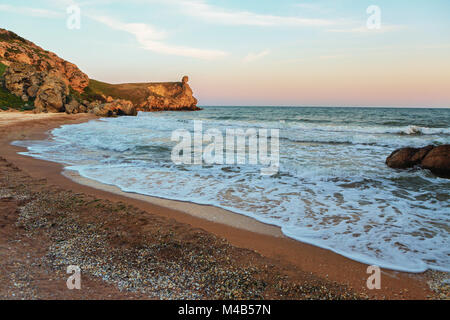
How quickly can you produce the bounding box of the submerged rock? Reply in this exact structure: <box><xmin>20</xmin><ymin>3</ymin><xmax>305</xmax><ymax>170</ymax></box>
<box><xmin>386</xmin><ymin>145</ymin><xmax>449</xmax><ymax>178</ymax></box>
<box><xmin>420</xmin><ymin>145</ymin><xmax>450</xmax><ymax>178</ymax></box>
<box><xmin>386</xmin><ymin>145</ymin><xmax>433</xmax><ymax>169</ymax></box>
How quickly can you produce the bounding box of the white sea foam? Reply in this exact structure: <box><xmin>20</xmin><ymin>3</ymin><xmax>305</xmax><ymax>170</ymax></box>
<box><xmin>13</xmin><ymin>107</ymin><xmax>450</xmax><ymax>272</ymax></box>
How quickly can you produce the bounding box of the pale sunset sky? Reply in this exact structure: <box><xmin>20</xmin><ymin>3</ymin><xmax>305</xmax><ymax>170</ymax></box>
<box><xmin>1</xmin><ymin>0</ymin><xmax>449</xmax><ymax>107</ymax></box>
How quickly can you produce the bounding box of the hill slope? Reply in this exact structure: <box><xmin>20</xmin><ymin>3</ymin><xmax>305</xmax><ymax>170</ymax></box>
<box><xmin>0</xmin><ymin>29</ymin><xmax>89</xmax><ymax>93</ymax></box>
<box><xmin>73</xmin><ymin>78</ymin><xmax>199</xmax><ymax>111</ymax></box>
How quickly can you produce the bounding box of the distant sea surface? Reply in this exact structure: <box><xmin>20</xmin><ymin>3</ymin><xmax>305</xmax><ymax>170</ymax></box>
<box><xmin>14</xmin><ymin>107</ymin><xmax>450</xmax><ymax>272</ymax></box>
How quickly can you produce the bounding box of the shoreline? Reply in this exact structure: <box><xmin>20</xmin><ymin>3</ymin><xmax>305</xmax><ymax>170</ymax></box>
<box><xmin>63</xmin><ymin>170</ymin><xmax>284</xmax><ymax>238</ymax></box>
<box><xmin>63</xmin><ymin>169</ymin><xmax>444</xmax><ymax>274</ymax></box>
<box><xmin>0</xmin><ymin>111</ymin><xmax>446</xmax><ymax>299</ymax></box>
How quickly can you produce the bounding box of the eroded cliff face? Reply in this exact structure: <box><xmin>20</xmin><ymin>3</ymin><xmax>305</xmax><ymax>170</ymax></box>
<box><xmin>0</xmin><ymin>28</ymin><xmax>89</xmax><ymax>93</ymax></box>
<box><xmin>0</xmin><ymin>28</ymin><xmax>200</xmax><ymax>116</ymax></box>
<box><xmin>139</xmin><ymin>76</ymin><xmax>199</xmax><ymax>111</ymax></box>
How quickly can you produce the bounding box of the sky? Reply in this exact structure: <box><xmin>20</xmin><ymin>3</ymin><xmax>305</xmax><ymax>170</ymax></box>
<box><xmin>1</xmin><ymin>0</ymin><xmax>450</xmax><ymax>107</ymax></box>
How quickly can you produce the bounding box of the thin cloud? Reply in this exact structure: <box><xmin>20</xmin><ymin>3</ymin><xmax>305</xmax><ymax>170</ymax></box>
<box><xmin>172</xmin><ymin>0</ymin><xmax>335</xmax><ymax>27</ymax></box>
<box><xmin>90</xmin><ymin>15</ymin><xmax>228</xmax><ymax>59</ymax></box>
<box><xmin>328</xmin><ymin>24</ymin><xmax>405</xmax><ymax>34</ymax></box>
<box><xmin>244</xmin><ymin>50</ymin><xmax>270</xmax><ymax>63</ymax></box>
<box><xmin>1</xmin><ymin>2</ymin><xmax>227</xmax><ymax>60</ymax></box>
<box><xmin>0</xmin><ymin>4</ymin><xmax>62</xmax><ymax>18</ymax></box>
<box><xmin>92</xmin><ymin>15</ymin><xmax>167</xmax><ymax>40</ymax></box>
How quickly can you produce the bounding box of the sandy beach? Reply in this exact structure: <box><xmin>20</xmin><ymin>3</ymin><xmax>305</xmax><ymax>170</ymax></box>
<box><xmin>0</xmin><ymin>111</ymin><xmax>447</xmax><ymax>300</ymax></box>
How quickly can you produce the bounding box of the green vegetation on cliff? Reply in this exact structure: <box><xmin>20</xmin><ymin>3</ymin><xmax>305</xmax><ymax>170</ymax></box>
<box><xmin>0</xmin><ymin>31</ymin><xmax>27</xmax><ymax>43</ymax></box>
<box><xmin>0</xmin><ymin>62</ymin><xmax>6</xmax><ymax>76</ymax></box>
<box><xmin>89</xmin><ymin>79</ymin><xmax>121</xmax><ymax>99</ymax></box>
<box><xmin>0</xmin><ymin>61</ymin><xmax>34</xmax><ymax>111</ymax></box>
<box><xmin>1</xmin><ymin>28</ymin><xmax>198</xmax><ymax>113</ymax></box>
<box><xmin>0</xmin><ymin>87</ymin><xmax>33</xmax><ymax>111</ymax></box>
<box><xmin>70</xmin><ymin>79</ymin><xmax>127</xmax><ymax>103</ymax></box>
<box><xmin>71</xmin><ymin>79</ymin><xmax>151</xmax><ymax>104</ymax></box>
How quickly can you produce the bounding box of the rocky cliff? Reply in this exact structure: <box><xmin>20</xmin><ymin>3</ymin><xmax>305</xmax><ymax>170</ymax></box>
<box><xmin>142</xmin><ymin>76</ymin><xmax>199</xmax><ymax>111</ymax></box>
<box><xmin>0</xmin><ymin>29</ymin><xmax>89</xmax><ymax>93</ymax></box>
<box><xmin>0</xmin><ymin>28</ymin><xmax>199</xmax><ymax>116</ymax></box>
<box><xmin>82</xmin><ymin>76</ymin><xmax>199</xmax><ymax>112</ymax></box>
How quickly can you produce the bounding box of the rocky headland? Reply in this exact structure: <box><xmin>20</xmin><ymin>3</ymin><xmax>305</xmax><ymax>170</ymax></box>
<box><xmin>386</xmin><ymin>144</ymin><xmax>450</xmax><ymax>178</ymax></box>
<box><xmin>0</xmin><ymin>28</ymin><xmax>199</xmax><ymax>116</ymax></box>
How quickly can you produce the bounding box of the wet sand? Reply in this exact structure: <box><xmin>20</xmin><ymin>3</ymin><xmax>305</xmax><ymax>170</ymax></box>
<box><xmin>0</xmin><ymin>111</ymin><xmax>446</xmax><ymax>299</ymax></box>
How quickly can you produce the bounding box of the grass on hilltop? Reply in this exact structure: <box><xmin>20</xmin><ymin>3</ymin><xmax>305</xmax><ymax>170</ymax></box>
<box><xmin>71</xmin><ymin>79</ymin><xmax>153</xmax><ymax>105</ymax></box>
<box><xmin>70</xmin><ymin>79</ymin><xmax>121</xmax><ymax>103</ymax></box>
<box><xmin>0</xmin><ymin>60</ymin><xmax>168</xmax><ymax>111</ymax></box>
<box><xmin>0</xmin><ymin>87</ymin><xmax>34</xmax><ymax>111</ymax></box>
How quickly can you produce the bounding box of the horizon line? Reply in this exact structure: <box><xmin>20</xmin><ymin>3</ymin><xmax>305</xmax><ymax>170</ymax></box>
<box><xmin>197</xmin><ymin>105</ymin><xmax>450</xmax><ymax>109</ymax></box>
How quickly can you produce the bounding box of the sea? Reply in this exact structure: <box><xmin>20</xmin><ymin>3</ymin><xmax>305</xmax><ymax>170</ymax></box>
<box><xmin>13</xmin><ymin>106</ymin><xmax>450</xmax><ymax>272</ymax></box>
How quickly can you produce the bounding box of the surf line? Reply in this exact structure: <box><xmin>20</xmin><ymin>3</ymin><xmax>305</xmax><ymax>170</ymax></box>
<box><xmin>171</xmin><ymin>120</ymin><xmax>280</xmax><ymax>176</ymax></box>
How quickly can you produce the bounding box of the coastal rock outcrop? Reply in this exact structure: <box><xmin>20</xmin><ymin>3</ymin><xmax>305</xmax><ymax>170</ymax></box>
<box><xmin>385</xmin><ymin>145</ymin><xmax>433</xmax><ymax>169</ymax></box>
<box><xmin>3</xmin><ymin>62</ymin><xmax>44</xmax><ymax>101</ymax></box>
<box><xmin>64</xmin><ymin>98</ymin><xmax>83</xmax><ymax>114</ymax></box>
<box><xmin>420</xmin><ymin>145</ymin><xmax>450</xmax><ymax>177</ymax></box>
<box><xmin>34</xmin><ymin>74</ymin><xmax>69</xmax><ymax>113</ymax></box>
<box><xmin>1</xmin><ymin>28</ymin><xmax>200</xmax><ymax>115</ymax></box>
<box><xmin>138</xmin><ymin>76</ymin><xmax>200</xmax><ymax>111</ymax></box>
<box><xmin>91</xmin><ymin>99</ymin><xmax>137</xmax><ymax>117</ymax></box>
<box><xmin>386</xmin><ymin>145</ymin><xmax>450</xmax><ymax>178</ymax></box>
<box><xmin>0</xmin><ymin>28</ymin><xmax>89</xmax><ymax>92</ymax></box>
<box><xmin>3</xmin><ymin>62</ymin><xmax>70</xmax><ymax>113</ymax></box>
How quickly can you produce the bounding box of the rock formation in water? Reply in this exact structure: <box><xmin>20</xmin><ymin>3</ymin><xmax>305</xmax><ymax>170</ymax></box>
<box><xmin>386</xmin><ymin>145</ymin><xmax>450</xmax><ymax>178</ymax></box>
<box><xmin>139</xmin><ymin>75</ymin><xmax>199</xmax><ymax>111</ymax></box>
<box><xmin>0</xmin><ymin>28</ymin><xmax>199</xmax><ymax>115</ymax></box>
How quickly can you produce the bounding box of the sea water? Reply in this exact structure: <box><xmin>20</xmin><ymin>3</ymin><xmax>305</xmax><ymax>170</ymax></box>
<box><xmin>13</xmin><ymin>107</ymin><xmax>450</xmax><ymax>272</ymax></box>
